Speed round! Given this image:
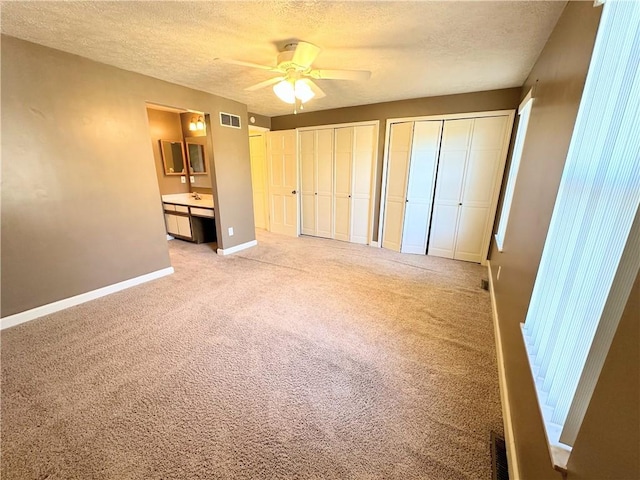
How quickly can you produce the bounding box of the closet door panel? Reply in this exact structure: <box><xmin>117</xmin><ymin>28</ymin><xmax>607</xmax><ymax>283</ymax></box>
<box><xmin>454</xmin><ymin>115</ymin><xmax>509</xmax><ymax>262</ymax></box>
<box><xmin>401</xmin><ymin>120</ymin><xmax>442</xmax><ymax>254</ymax></box>
<box><xmin>470</xmin><ymin>115</ymin><xmax>509</xmax><ymax>149</ymax></box>
<box><xmin>428</xmin><ymin>119</ymin><xmax>472</xmax><ymax>258</ymax></box>
<box><xmin>428</xmin><ymin>205</ymin><xmax>459</xmax><ymax>258</ymax></box>
<box><xmin>454</xmin><ymin>206</ymin><xmax>489</xmax><ymax>262</ymax></box>
<box><xmin>334</xmin><ymin>127</ymin><xmax>353</xmax><ymax>241</ymax></box>
<box><xmin>300</xmin><ymin>131</ymin><xmax>316</xmax><ymax>235</ymax></box>
<box><xmin>462</xmin><ymin>149</ymin><xmax>501</xmax><ymax>206</ymax></box>
<box><xmin>350</xmin><ymin>125</ymin><xmax>375</xmax><ymax>244</ymax></box>
<box><xmin>382</xmin><ymin>122</ymin><xmax>413</xmax><ymax>251</ymax></box>
<box><xmin>316</xmin><ymin>129</ymin><xmax>334</xmax><ymax>238</ymax></box>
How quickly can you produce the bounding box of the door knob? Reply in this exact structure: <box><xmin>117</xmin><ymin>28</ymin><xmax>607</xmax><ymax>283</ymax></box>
<box><xmin>292</xmin><ymin>190</ymin><xmax>297</xmax><ymax>194</ymax></box>
<box><xmin>459</xmin><ymin>203</ymin><xmax>462</xmax><ymax>206</ymax></box>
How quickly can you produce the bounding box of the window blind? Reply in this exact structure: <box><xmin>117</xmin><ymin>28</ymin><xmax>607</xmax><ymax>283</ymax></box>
<box><xmin>522</xmin><ymin>0</ymin><xmax>640</xmax><ymax>451</ymax></box>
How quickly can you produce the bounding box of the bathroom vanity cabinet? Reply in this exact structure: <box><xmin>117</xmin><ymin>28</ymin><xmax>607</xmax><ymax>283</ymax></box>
<box><xmin>162</xmin><ymin>193</ymin><xmax>216</xmax><ymax>243</ymax></box>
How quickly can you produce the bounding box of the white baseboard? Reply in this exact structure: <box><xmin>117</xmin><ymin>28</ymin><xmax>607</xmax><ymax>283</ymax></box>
<box><xmin>487</xmin><ymin>261</ymin><xmax>521</xmax><ymax>480</ymax></box>
<box><xmin>217</xmin><ymin>239</ymin><xmax>258</xmax><ymax>255</ymax></box>
<box><xmin>1</xmin><ymin>266</ymin><xmax>175</xmax><ymax>330</ymax></box>
<box><xmin>370</xmin><ymin>240</ymin><xmax>379</xmax><ymax>247</ymax></box>
<box><xmin>166</xmin><ymin>234</ymin><xmax>174</xmax><ymax>240</ymax></box>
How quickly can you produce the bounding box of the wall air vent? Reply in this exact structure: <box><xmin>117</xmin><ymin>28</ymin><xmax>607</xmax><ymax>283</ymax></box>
<box><xmin>220</xmin><ymin>112</ymin><xmax>241</xmax><ymax>129</ymax></box>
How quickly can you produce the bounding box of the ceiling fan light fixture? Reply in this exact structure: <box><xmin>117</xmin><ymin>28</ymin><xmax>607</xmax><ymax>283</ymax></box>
<box><xmin>294</xmin><ymin>79</ymin><xmax>315</xmax><ymax>103</ymax></box>
<box><xmin>273</xmin><ymin>79</ymin><xmax>316</xmax><ymax>105</ymax></box>
<box><xmin>273</xmin><ymin>80</ymin><xmax>296</xmax><ymax>104</ymax></box>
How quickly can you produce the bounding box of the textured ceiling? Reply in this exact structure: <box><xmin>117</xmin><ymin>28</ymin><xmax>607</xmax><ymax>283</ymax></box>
<box><xmin>0</xmin><ymin>1</ymin><xmax>566</xmax><ymax>117</ymax></box>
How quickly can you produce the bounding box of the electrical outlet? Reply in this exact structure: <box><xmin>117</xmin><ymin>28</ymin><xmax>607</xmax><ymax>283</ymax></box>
<box><xmin>497</xmin><ymin>266</ymin><xmax>502</xmax><ymax>281</ymax></box>
<box><xmin>228</xmin><ymin>227</ymin><xmax>234</xmax><ymax>236</ymax></box>
<box><xmin>190</xmin><ymin>176</ymin><xmax>195</xmax><ymax>183</ymax></box>
<box><xmin>180</xmin><ymin>176</ymin><xmax>186</xmax><ymax>184</ymax></box>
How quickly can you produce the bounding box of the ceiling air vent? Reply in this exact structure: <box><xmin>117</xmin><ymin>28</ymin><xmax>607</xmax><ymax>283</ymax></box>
<box><xmin>220</xmin><ymin>112</ymin><xmax>241</xmax><ymax>129</ymax></box>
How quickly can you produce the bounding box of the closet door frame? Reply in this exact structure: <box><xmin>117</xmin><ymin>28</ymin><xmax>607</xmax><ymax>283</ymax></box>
<box><xmin>297</xmin><ymin>120</ymin><xmax>380</xmax><ymax>245</ymax></box>
<box><xmin>249</xmin><ymin>126</ymin><xmax>270</xmax><ymax>231</ymax></box>
<box><xmin>378</xmin><ymin>110</ymin><xmax>515</xmax><ymax>264</ymax></box>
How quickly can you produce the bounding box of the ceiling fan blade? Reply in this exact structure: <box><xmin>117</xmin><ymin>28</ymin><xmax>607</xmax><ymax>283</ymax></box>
<box><xmin>292</xmin><ymin>41</ymin><xmax>321</xmax><ymax>69</ymax></box>
<box><xmin>214</xmin><ymin>57</ymin><xmax>276</xmax><ymax>71</ymax></box>
<box><xmin>304</xmin><ymin>79</ymin><xmax>326</xmax><ymax>99</ymax></box>
<box><xmin>245</xmin><ymin>76</ymin><xmax>285</xmax><ymax>91</ymax></box>
<box><xmin>309</xmin><ymin>69</ymin><xmax>371</xmax><ymax>81</ymax></box>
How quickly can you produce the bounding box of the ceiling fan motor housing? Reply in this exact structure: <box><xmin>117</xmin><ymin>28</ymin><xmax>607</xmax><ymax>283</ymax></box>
<box><xmin>277</xmin><ymin>43</ymin><xmax>306</xmax><ymax>72</ymax></box>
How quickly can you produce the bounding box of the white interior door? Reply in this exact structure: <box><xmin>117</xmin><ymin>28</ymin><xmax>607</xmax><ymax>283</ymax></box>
<box><xmin>299</xmin><ymin>130</ymin><xmax>316</xmax><ymax>236</ymax></box>
<box><xmin>334</xmin><ymin>127</ymin><xmax>353</xmax><ymax>242</ymax></box>
<box><xmin>350</xmin><ymin>125</ymin><xmax>376</xmax><ymax>244</ymax></box>
<box><xmin>249</xmin><ymin>133</ymin><xmax>269</xmax><ymax>230</ymax></box>
<box><xmin>382</xmin><ymin>122</ymin><xmax>413</xmax><ymax>251</ymax></box>
<box><xmin>454</xmin><ymin>116</ymin><xmax>509</xmax><ymax>262</ymax></box>
<box><xmin>401</xmin><ymin>120</ymin><xmax>443</xmax><ymax>254</ymax></box>
<box><xmin>316</xmin><ymin>129</ymin><xmax>334</xmax><ymax>239</ymax></box>
<box><xmin>428</xmin><ymin>119</ymin><xmax>473</xmax><ymax>258</ymax></box>
<box><xmin>267</xmin><ymin>130</ymin><xmax>298</xmax><ymax>237</ymax></box>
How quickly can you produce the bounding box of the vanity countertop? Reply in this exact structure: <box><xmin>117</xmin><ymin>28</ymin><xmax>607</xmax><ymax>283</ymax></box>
<box><xmin>162</xmin><ymin>193</ymin><xmax>214</xmax><ymax>209</ymax></box>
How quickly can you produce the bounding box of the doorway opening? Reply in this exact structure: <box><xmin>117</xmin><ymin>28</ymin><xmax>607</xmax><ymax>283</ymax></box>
<box><xmin>145</xmin><ymin>103</ymin><xmax>217</xmax><ymax>249</ymax></box>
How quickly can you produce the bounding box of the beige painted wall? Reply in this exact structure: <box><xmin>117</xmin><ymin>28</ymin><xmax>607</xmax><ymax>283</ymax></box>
<box><xmin>247</xmin><ymin>112</ymin><xmax>271</xmax><ymax>130</ymax></box>
<box><xmin>147</xmin><ymin>108</ymin><xmax>190</xmax><ymax>195</ymax></box>
<box><xmin>271</xmin><ymin>88</ymin><xmax>520</xmax><ymax>240</ymax></box>
<box><xmin>567</xmin><ymin>269</ymin><xmax>639</xmax><ymax>479</ymax></box>
<box><xmin>486</xmin><ymin>2</ymin><xmax>638</xmax><ymax>479</ymax></box>
<box><xmin>1</xmin><ymin>35</ymin><xmax>255</xmax><ymax>317</ymax></box>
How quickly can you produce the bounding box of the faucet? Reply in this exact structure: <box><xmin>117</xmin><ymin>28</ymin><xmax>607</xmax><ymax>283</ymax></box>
<box><xmin>192</xmin><ymin>192</ymin><xmax>201</xmax><ymax>200</ymax></box>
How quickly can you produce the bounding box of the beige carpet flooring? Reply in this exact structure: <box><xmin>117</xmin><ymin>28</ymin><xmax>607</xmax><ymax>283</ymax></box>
<box><xmin>1</xmin><ymin>230</ymin><xmax>503</xmax><ymax>479</ymax></box>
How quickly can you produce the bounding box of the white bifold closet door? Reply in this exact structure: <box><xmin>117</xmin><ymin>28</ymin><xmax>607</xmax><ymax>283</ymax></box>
<box><xmin>428</xmin><ymin>115</ymin><xmax>510</xmax><ymax>262</ymax></box>
<box><xmin>350</xmin><ymin>125</ymin><xmax>376</xmax><ymax>244</ymax></box>
<box><xmin>381</xmin><ymin>122</ymin><xmax>414</xmax><ymax>251</ymax></box>
<box><xmin>300</xmin><ymin>129</ymin><xmax>334</xmax><ymax>238</ymax></box>
<box><xmin>334</xmin><ymin>127</ymin><xmax>353</xmax><ymax>242</ymax></box>
<box><xmin>401</xmin><ymin>121</ymin><xmax>443</xmax><ymax>254</ymax></box>
<box><xmin>382</xmin><ymin>120</ymin><xmax>443</xmax><ymax>253</ymax></box>
<box><xmin>300</xmin><ymin>124</ymin><xmax>376</xmax><ymax>244</ymax></box>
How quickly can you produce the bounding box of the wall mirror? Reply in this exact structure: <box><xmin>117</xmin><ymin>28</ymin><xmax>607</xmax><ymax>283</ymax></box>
<box><xmin>160</xmin><ymin>140</ymin><xmax>186</xmax><ymax>175</ymax></box>
<box><xmin>187</xmin><ymin>142</ymin><xmax>207</xmax><ymax>174</ymax></box>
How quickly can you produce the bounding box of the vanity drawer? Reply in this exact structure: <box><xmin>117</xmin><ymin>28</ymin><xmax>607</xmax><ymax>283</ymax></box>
<box><xmin>190</xmin><ymin>207</ymin><xmax>214</xmax><ymax>218</ymax></box>
<box><xmin>163</xmin><ymin>203</ymin><xmax>176</xmax><ymax>211</ymax></box>
<box><xmin>174</xmin><ymin>205</ymin><xmax>189</xmax><ymax>213</ymax></box>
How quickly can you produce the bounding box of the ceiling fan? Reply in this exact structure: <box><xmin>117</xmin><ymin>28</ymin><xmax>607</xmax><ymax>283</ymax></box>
<box><xmin>215</xmin><ymin>41</ymin><xmax>371</xmax><ymax>112</ymax></box>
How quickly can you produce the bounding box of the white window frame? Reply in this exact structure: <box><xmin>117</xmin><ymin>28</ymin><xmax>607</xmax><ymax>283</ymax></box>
<box><xmin>495</xmin><ymin>91</ymin><xmax>533</xmax><ymax>252</ymax></box>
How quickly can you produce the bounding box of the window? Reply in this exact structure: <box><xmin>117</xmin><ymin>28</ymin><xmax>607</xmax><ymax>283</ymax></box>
<box><xmin>495</xmin><ymin>92</ymin><xmax>532</xmax><ymax>251</ymax></box>
<box><xmin>522</xmin><ymin>0</ymin><xmax>640</xmax><ymax>467</ymax></box>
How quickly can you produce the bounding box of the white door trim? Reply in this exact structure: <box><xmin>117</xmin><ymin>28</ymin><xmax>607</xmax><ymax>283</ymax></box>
<box><xmin>297</xmin><ymin>120</ymin><xmax>380</xmax><ymax>132</ymax></box>
<box><xmin>385</xmin><ymin>109</ymin><xmax>516</xmax><ymax>125</ymax></box>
